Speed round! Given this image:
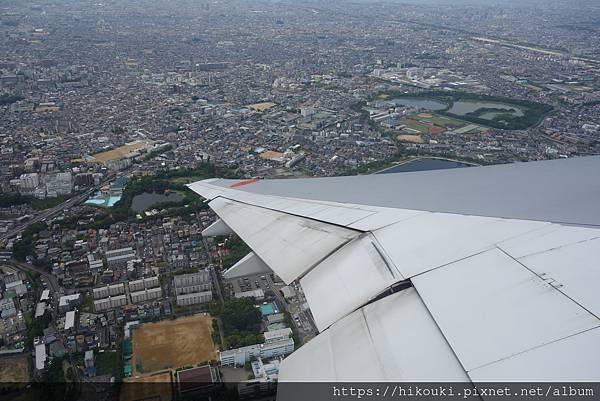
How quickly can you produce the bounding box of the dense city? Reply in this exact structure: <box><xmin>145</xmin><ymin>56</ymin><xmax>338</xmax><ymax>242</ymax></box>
<box><xmin>0</xmin><ymin>0</ymin><xmax>599</xmax><ymax>399</ymax></box>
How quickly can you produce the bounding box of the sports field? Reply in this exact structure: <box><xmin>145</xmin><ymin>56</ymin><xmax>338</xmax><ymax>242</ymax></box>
<box><xmin>415</xmin><ymin>113</ymin><xmax>465</xmax><ymax>128</ymax></box>
<box><xmin>92</xmin><ymin>142</ymin><xmax>146</xmax><ymax>162</ymax></box>
<box><xmin>396</xmin><ymin>134</ymin><xmax>424</xmax><ymax>143</ymax></box>
<box><xmin>131</xmin><ymin>314</ymin><xmax>217</xmax><ymax>374</ymax></box>
<box><xmin>246</xmin><ymin>102</ymin><xmax>276</xmax><ymax>111</ymax></box>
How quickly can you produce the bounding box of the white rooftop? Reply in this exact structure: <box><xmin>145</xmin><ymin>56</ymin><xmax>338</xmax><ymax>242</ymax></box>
<box><xmin>64</xmin><ymin>311</ymin><xmax>76</xmax><ymax>331</ymax></box>
<box><xmin>58</xmin><ymin>293</ymin><xmax>80</xmax><ymax>307</ymax></box>
<box><xmin>35</xmin><ymin>343</ymin><xmax>46</xmax><ymax>370</ymax></box>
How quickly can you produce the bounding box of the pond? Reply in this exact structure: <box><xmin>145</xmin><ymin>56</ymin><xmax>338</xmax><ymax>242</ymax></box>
<box><xmin>131</xmin><ymin>191</ymin><xmax>184</xmax><ymax>212</ymax></box>
<box><xmin>390</xmin><ymin>97</ymin><xmax>527</xmax><ymax>122</ymax></box>
<box><xmin>448</xmin><ymin>100</ymin><xmax>525</xmax><ymax>120</ymax></box>
<box><xmin>390</xmin><ymin>97</ymin><xmax>448</xmax><ymax>111</ymax></box>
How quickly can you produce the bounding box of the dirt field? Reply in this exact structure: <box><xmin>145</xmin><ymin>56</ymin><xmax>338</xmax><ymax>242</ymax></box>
<box><xmin>92</xmin><ymin>142</ymin><xmax>145</xmax><ymax>162</ymax></box>
<box><xmin>131</xmin><ymin>314</ymin><xmax>216</xmax><ymax>375</ymax></box>
<box><xmin>397</xmin><ymin>134</ymin><xmax>424</xmax><ymax>143</ymax></box>
<box><xmin>0</xmin><ymin>355</ymin><xmax>30</xmax><ymax>387</ymax></box>
<box><xmin>121</xmin><ymin>372</ymin><xmax>173</xmax><ymax>401</ymax></box>
<box><xmin>246</xmin><ymin>101</ymin><xmax>276</xmax><ymax>111</ymax></box>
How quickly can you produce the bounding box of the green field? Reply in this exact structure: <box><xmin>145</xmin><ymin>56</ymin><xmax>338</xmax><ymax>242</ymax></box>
<box><xmin>415</xmin><ymin>113</ymin><xmax>465</xmax><ymax>128</ymax></box>
<box><xmin>399</xmin><ymin>118</ymin><xmax>436</xmax><ymax>133</ymax></box>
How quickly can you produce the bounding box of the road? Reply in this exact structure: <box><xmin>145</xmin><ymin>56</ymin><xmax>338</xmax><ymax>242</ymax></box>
<box><xmin>5</xmin><ymin>259</ymin><xmax>60</xmax><ymax>294</ymax></box>
<box><xmin>264</xmin><ymin>275</ymin><xmax>317</xmax><ymax>344</ymax></box>
<box><xmin>0</xmin><ymin>189</ymin><xmax>94</xmax><ymax>242</ymax></box>
<box><xmin>0</xmin><ymin>172</ymin><xmax>124</xmax><ymax>295</ymax></box>
<box><xmin>0</xmin><ymin>170</ymin><xmax>120</xmax><ymax>243</ymax></box>
<box><xmin>202</xmin><ymin>236</ymin><xmax>224</xmax><ymax>305</ymax></box>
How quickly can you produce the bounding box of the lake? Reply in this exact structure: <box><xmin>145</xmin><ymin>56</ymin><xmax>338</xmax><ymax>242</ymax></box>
<box><xmin>131</xmin><ymin>192</ymin><xmax>184</xmax><ymax>212</ymax></box>
<box><xmin>391</xmin><ymin>97</ymin><xmax>526</xmax><ymax>121</ymax></box>
<box><xmin>378</xmin><ymin>158</ymin><xmax>472</xmax><ymax>174</ymax></box>
<box><xmin>390</xmin><ymin>98</ymin><xmax>448</xmax><ymax>111</ymax></box>
<box><xmin>447</xmin><ymin>100</ymin><xmax>525</xmax><ymax>120</ymax></box>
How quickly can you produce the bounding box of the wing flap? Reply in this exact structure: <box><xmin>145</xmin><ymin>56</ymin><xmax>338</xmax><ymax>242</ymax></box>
<box><xmin>208</xmin><ymin>197</ymin><xmax>359</xmax><ymax>283</ymax></box>
<box><xmin>201</xmin><ymin>218</ymin><xmax>234</xmax><ymax>237</ymax></box>
<box><xmin>223</xmin><ymin>252</ymin><xmax>272</xmax><ymax>280</ymax></box>
<box><xmin>300</xmin><ymin>234</ymin><xmax>403</xmax><ymax>331</ymax></box>
<box><xmin>279</xmin><ymin>288</ymin><xmax>468</xmax><ymax>382</ymax></box>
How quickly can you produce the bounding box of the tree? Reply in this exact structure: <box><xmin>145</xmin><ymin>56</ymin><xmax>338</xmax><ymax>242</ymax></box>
<box><xmin>0</xmin><ymin>94</ymin><xmax>24</xmax><ymax>105</ymax></box>
<box><xmin>0</xmin><ymin>192</ymin><xmax>30</xmax><ymax>207</ymax></box>
<box><xmin>220</xmin><ymin>298</ymin><xmax>262</xmax><ymax>333</ymax></box>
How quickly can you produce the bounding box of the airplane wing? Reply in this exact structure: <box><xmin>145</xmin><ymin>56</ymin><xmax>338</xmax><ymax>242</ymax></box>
<box><xmin>188</xmin><ymin>156</ymin><xmax>600</xmax><ymax>382</ymax></box>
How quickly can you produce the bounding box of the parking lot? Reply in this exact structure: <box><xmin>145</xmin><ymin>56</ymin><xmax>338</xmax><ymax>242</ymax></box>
<box><xmin>228</xmin><ymin>272</ymin><xmax>283</xmax><ymax>296</ymax></box>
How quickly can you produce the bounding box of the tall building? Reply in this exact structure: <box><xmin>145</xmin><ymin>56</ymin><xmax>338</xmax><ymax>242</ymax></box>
<box><xmin>45</xmin><ymin>172</ymin><xmax>72</xmax><ymax>196</ymax></box>
<box><xmin>174</xmin><ymin>271</ymin><xmax>212</xmax><ymax>306</ymax></box>
<box><xmin>173</xmin><ymin>271</ymin><xmax>211</xmax><ymax>293</ymax></box>
<box><xmin>176</xmin><ymin>290</ymin><xmax>212</xmax><ymax>306</ymax></box>
<box><xmin>219</xmin><ymin>330</ymin><xmax>294</xmax><ymax>367</ymax></box>
<box><xmin>19</xmin><ymin>173</ymin><xmax>39</xmax><ymax>194</ymax></box>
